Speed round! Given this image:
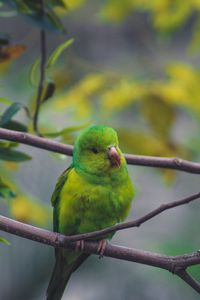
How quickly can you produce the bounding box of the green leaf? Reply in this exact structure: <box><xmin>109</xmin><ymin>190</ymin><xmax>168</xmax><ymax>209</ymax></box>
<box><xmin>0</xmin><ymin>186</ymin><xmax>16</xmax><ymax>198</ymax></box>
<box><xmin>7</xmin><ymin>0</ymin><xmax>66</xmax><ymax>32</ymax></box>
<box><xmin>0</xmin><ymin>148</ymin><xmax>31</xmax><ymax>162</ymax></box>
<box><xmin>50</xmin><ymin>0</ymin><xmax>68</xmax><ymax>9</ymax></box>
<box><xmin>47</xmin><ymin>38</ymin><xmax>74</xmax><ymax>69</ymax></box>
<box><xmin>29</xmin><ymin>58</ymin><xmax>40</xmax><ymax>87</ymax></box>
<box><xmin>0</xmin><ymin>236</ymin><xmax>10</xmax><ymax>245</ymax></box>
<box><xmin>44</xmin><ymin>5</ymin><xmax>66</xmax><ymax>33</ymax></box>
<box><xmin>44</xmin><ymin>122</ymin><xmax>90</xmax><ymax>138</ymax></box>
<box><xmin>0</xmin><ymin>97</ymin><xmax>12</xmax><ymax>105</ymax></box>
<box><xmin>0</xmin><ymin>176</ymin><xmax>16</xmax><ymax>199</ymax></box>
<box><xmin>42</xmin><ymin>81</ymin><xmax>56</xmax><ymax>102</ymax></box>
<box><xmin>2</xmin><ymin>120</ymin><xmax>28</xmax><ymax>132</ymax></box>
<box><xmin>0</xmin><ymin>141</ymin><xmax>18</xmax><ymax>148</ymax></box>
<box><xmin>0</xmin><ymin>102</ymin><xmax>25</xmax><ymax>126</ymax></box>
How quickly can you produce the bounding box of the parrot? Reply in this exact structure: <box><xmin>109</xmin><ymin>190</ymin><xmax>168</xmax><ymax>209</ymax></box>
<box><xmin>46</xmin><ymin>125</ymin><xmax>134</xmax><ymax>300</ymax></box>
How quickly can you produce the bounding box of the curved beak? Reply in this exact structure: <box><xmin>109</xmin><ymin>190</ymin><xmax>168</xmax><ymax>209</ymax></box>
<box><xmin>108</xmin><ymin>146</ymin><xmax>121</xmax><ymax>168</ymax></box>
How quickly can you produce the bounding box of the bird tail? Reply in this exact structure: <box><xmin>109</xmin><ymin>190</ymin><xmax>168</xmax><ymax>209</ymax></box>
<box><xmin>46</xmin><ymin>250</ymin><xmax>89</xmax><ymax>300</ymax></box>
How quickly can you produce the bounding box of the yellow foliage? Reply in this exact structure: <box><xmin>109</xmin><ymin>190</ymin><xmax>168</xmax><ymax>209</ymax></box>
<box><xmin>101</xmin><ymin>80</ymin><xmax>142</xmax><ymax>114</ymax></box>
<box><xmin>100</xmin><ymin>0</ymin><xmax>134</xmax><ymax>22</ymax></box>
<box><xmin>141</xmin><ymin>97</ymin><xmax>175</xmax><ymax>140</ymax></box>
<box><xmin>151</xmin><ymin>0</ymin><xmax>192</xmax><ymax>31</ymax></box>
<box><xmin>117</xmin><ymin>129</ymin><xmax>175</xmax><ymax>157</ymax></box>
<box><xmin>100</xmin><ymin>0</ymin><xmax>198</xmax><ymax>37</ymax></box>
<box><xmin>64</xmin><ymin>0</ymin><xmax>85</xmax><ymax>10</ymax></box>
<box><xmin>53</xmin><ymin>73</ymin><xmax>106</xmax><ymax>118</ymax></box>
<box><xmin>193</xmin><ymin>0</ymin><xmax>200</xmax><ymax>9</ymax></box>
<box><xmin>158</xmin><ymin>63</ymin><xmax>200</xmax><ymax>114</ymax></box>
<box><xmin>10</xmin><ymin>195</ymin><xmax>51</xmax><ymax>226</ymax></box>
<box><xmin>3</xmin><ymin>162</ymin><xmax>18</xmax><ymax>171</ymax></box>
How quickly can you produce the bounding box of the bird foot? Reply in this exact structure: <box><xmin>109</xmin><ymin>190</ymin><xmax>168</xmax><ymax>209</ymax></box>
<box><xmin>75</xmin><ymin>240</ymin><xmax>85</xmax><ymax>252</ymax></box>
<box><xmin>97</xmin><ymin>239</ymin><xmax>107</xmax><ymax>258</ymax></box>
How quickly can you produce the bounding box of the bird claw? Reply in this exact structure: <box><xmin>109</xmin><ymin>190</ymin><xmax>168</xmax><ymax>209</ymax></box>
<box><xmin>75</xmin><ymin>240</ymin><xmax>85</xmax><ymax>252</ymax></box>
<box><xmin>97</xmin><ymin>239</ymin><xmax>107</xmax><ymax>258</ymax></box>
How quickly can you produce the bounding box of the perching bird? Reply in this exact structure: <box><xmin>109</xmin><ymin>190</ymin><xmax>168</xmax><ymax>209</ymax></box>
<box><xmin>46</xmin><ymin>125</ymin><xmax>134</xmax><ymax>300</ymax></box>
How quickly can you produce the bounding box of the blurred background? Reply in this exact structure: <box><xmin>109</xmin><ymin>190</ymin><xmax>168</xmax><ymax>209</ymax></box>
<box><xmin>0</xmin><ymin>0</ymin><xmax>200</xmax><ymax>299</ymax></box>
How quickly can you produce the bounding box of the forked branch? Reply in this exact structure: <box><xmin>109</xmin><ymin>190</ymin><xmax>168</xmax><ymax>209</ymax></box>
<box><xmin>0</xmin><ymin>214</ymin><xmax>200</xmax><ymax>293</ymax></box>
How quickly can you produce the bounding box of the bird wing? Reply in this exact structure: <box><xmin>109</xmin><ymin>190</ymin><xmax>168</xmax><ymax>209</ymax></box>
<box><xmin>47</xmin><ymin>165</ymin><xmax>90</xmax><ymax>300</ymax></box>
<box><xmin>51</xmin><ymin>165</ymin><xmax>73</xmax><ymax>232</ymax></box>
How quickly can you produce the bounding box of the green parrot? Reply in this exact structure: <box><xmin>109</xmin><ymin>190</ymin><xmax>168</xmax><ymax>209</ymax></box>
<box><xmin>46</xmin><ymin>125</ymin><xmax>134</xmax><ymax>300</ymax></box>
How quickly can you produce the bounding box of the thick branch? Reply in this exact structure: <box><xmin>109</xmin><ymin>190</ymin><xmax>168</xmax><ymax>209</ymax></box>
<box><xmin>1</xmin><ymin>128</ymin><xmax>200</xmax><ymax>174</ymax></box>
<box><xmin>0</xmin><ymin>215</ymin><xmax>200</xmax><ymax>293</ymax></box>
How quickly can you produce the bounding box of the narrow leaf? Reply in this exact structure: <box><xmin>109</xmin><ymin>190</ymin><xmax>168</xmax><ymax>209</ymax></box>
<box><xmin>44</xmin><ymin>122</ymin><xmax>90</xmax><ymax>137</ymax></box>
<box><xmin>0</xmin><ymin>186</ymin><xmax>16</xmax><ymax>198</ymax></box>
<box><xmin>47</xmin><ymin>38</ymin><xmax>74</xmax><ymax>69</ymax></box>
<box><xmin>2</xmin><ymin>120</ymin><xmax>28</xmax><ymax>132</ymax></box>
<box><xmin>7</xmin><ymin>1</ymin><xmax>66</xmax><ymax>32</ymax></box>
<box><xmin>29</xmin><ymin>58</ymin><xmax>40</xmax><ymax>87</ymax></box>
<box><xmin>0</xmin><ymin>102</ymin><xmax>24</xmax><ymax>126</ymax></box>
<box><xmin>0</xmin><ymin>141</ymin><xmax>18</xmax><ymax>148</ymax></box>
<box><xmin>42</xmin><ymin>81</ymin><xmax>56</xmax><ymax>102</ymax></box>
<box><xmin>0</xmin><ymin>176</ymin><xmax>16</xmax><ymax>199</ymax></box>
<box><xmin>0</xmin><ymin>148</ymin><xmax>31</xmax><ymax>162</ymax></box>
<box><xmin>0</xmin><ymin>236</ymin><xmax>10</xmax><ymax>245</ymax></box>
<box><xmin>0</xmin><ymin>97</ymin><xmax>11</xmax><ymax>105</ymax></box>
<box><xmin>50</xmin><ymin>0</ymin><xmax>68</xmax><ymax>9</ymax></box>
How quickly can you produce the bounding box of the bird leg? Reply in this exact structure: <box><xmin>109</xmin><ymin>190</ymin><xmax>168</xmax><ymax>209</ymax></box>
<box><xmin>97</xmin><ymin>239</ymin><xmax>108</xmax><ymax>258</ymax></box>
<box><xmin>75</xmin><ymin>240</ymin><xmax>85</xmax><ymax>252</ymax></box>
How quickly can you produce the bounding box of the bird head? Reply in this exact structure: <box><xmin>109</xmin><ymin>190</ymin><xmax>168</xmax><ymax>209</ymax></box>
<box><xmin>73</xmin><ymin>125</ymin><xmax>126</xmax><ymax>176</ymax></box>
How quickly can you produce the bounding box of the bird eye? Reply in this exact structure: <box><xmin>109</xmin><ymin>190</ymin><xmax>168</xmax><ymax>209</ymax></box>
<box><xmin>91</xmin><ymin>147</ymin><xmax>98</xmax><ymax>154</ymax></box>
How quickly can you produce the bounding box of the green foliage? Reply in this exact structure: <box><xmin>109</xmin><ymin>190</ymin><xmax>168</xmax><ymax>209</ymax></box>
<box><xmin>0</xmin><ymin>148</ymin><xmax>31</xmax><ymax>162</ymax></box>
<box><xmin>0</xmin><ymin>236</ymin><xmax>10</xmax><ymax>245</ymax></box>
<box><xmin>29</xmin><ymin>58</ymin><xmax>40</xmax><ymax>87</ymax></box>
<box><xmin>2</xmin><ymin>0</ymin><xmax>67</xmax><ymax>32</ymax></box>
<box><xmin>99</xmin><ymin>0</ymin><xmax>200</xmax><ymax>51</ymax></box>
<box><xmin>2</xmin><ymin>120</ymin><xmax>28</xmax><ymax>132</ymax></box>
<box><xmin>0</xmin><ymin>102</ymin><xmax>26</xmax><ymax>126</ymax></box>
<box><xmin>10</xmin><ymin>193</ymin><xmax>51</xmax><ymax>226</ymax></box>
<box><xmin>43</xmin><ymin>122</ymin><xmax>90</xmax><ymax>138</ymax></box>
<box><xmin>0</xmin><ymin>176</ymin><xmax>16</xmax><ymax>199</ymax></box>
<box><xmin>47</xmin><ymin>38</ymin><xmax>74</xmax><ymax>69</ymax></box>
<box><xmin>42</xmin><ymin>81</ymin><xmax>56</xmax><ymax>103</ymax></box>
<box><xmin>0</xmin><ymin>97</ymin><xmax>12</xmax><ymax>105</ymax></box>
<box><xmin>0</xmin><ymin>141</ymin><xmax>31</xmax><ymax>162</ymax></box>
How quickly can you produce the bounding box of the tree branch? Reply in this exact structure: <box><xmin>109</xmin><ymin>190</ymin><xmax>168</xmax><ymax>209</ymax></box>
<box><xmin>177</xmin><ymin>269</ymin><xmax>200</xmax><ymax>294</ymax></box>
<box><xmin>0</xmin><ymin>214</ymin><xmax>200</xmax><ymax>294</ymax></box>
<box><xmin>33</xmin><ymin>0</ymin><xmax>47</xmax><ymax>135</ymax></box>
<box><xmin>1</xmin><ymin>128</ymin><xmax>200</xmax><ymax>174</ymax></box>
<box><xmin>57</xmin><ymin>192</ymin><xmax>200</xmax><ymax>242</ymax></box>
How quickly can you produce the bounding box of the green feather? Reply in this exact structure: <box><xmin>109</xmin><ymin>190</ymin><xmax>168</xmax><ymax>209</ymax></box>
<box><xmin>46</xmin><ymin>125</ymin><xmax>134</xmax><ymax>300</ymax></box>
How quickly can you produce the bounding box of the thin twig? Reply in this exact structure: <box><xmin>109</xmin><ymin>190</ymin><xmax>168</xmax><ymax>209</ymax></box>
<box><xmin>177</xmin><ymin>269</ymin><xmax>200</xmax><ymax>294</ymax></box>
<box><xmin>1</xmin><ymin>128</ymin><xmax>200</xmax><ymax>174</ymax></box>
<box><xmin>54</xmin><ymin>192</ymin><xmax>200</xmax><ymax>242</ymax></box>
<box><xmin>0</xmin><ymin>192</ymin><xmax>199</xmax><ymax>244</ymax></box>
<box><xmin>33</xmin><ymin>0</ymin><xmax>47</xmax><ymax>135</ymax></box>
<box><xmin>0</xmin><ymin>214</ymin><xmax>200</xmax><ymax>294</ymax></box>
